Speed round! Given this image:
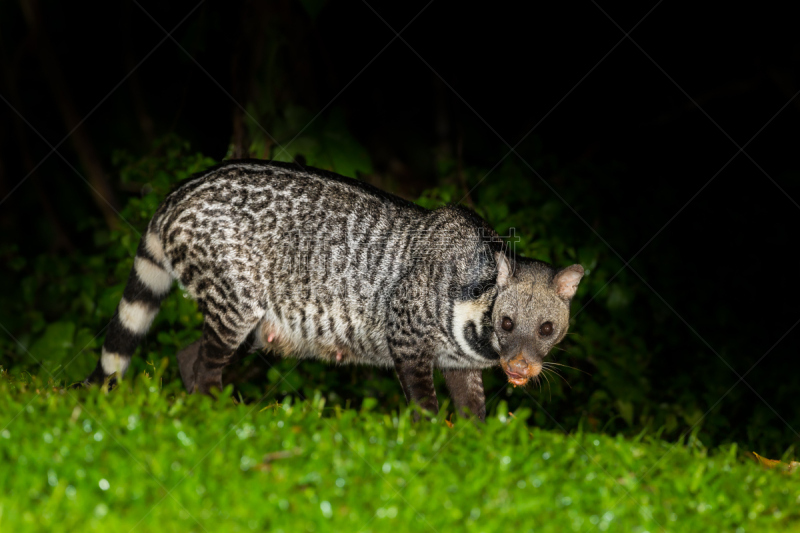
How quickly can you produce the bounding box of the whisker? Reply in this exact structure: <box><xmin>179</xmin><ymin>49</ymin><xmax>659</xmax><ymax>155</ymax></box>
<box><xmin>545</xmin><ymin>365</ymin><xmax>567</xmax><ymax>379</ymax></box>
<box><xmin>547</xmin><ymin>368</ymin><xmax>572</xmax><ymax>389</ymax></box>
<box><xmin>540</xmin><ymin>369</ymin><xmax>552</xmax><ymax>401</ymax></box>
<box><xmin>543</xmin><ymin>361</ymin><xmax>592</xmax><ymax>376</ymax></box>
<box><xmin>543</xmin><ymin>367</ymin><xmax>571</xmax><ymax>388</ymax></box>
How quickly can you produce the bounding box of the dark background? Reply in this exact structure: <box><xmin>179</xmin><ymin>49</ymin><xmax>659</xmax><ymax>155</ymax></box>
<box><xmin>1</xmin><ymin>1</ymin><xmax>799</xmax><ymax>454</ymax></box>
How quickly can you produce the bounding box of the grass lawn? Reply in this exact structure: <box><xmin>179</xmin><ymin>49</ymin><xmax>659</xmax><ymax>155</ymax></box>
<box><xmin>0</xmin><ymin>371</ymin><xmax>798</xmax><ymax>533</ymax></box>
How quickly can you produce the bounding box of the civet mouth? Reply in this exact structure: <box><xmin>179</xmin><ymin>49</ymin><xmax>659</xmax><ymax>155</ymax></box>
<box><xmin>503</xmin><ymin>370</ymin><xmax>530</xmax><ymax>386</ymax></box>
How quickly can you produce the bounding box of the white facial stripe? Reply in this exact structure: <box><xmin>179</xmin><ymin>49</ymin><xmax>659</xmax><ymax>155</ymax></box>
<box><xmin>491</xmin><ymin>331</ymin><xmax>501</xmax><ymax>353</ymax></box>
<box><xmin>118</xmin><ymin>297</ymin><xmax>158</xmax><ymax>335</ymax></box>
<box><xmin>100</xmin><ymin>347</ymin><xmax>130</xmax><ymax>376</ymax></box>
<box><xmin>134</xmin><ymin>256</ymin><xmax>172</xmax><ymax>295</ymax></box>
<box><xmin>452</xmin><ymin>300</ymin><xmax>489</xmax><ymax>360</ymax></box>
<box><xmin>145</xmin><ymin>231</ymin><xmax>166</xmax><ymax>263</ymax></box>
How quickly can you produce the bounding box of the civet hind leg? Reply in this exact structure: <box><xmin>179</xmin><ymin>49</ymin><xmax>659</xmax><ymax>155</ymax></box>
<box><xmin>191</xmin><ymin>312</ymin><xmax>260</xmax><ymax>395</ymax></box>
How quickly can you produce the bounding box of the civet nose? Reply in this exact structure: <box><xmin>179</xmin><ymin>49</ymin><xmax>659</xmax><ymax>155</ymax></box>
<box><xmin>507</xmin><ymin>354</ymin><xmax>529</xmax><ymax>375</ymax></box>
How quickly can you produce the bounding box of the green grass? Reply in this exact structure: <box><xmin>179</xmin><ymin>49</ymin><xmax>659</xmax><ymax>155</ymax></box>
<box><xmin>1</xmin><ymin>370</ymin><xmax>798</xmax><ymax>533</ymax></box>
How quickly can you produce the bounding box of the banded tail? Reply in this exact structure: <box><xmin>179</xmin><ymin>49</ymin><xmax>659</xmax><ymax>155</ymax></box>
<box><xmin>86</xmin><ymin>228</ymin><xmax>173</xmax><ymax>385</ymax></box>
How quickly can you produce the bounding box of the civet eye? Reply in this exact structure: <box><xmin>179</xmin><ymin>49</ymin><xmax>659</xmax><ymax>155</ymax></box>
<box><xmin>501</xmin><ymin>317</ymin><xmax>514</xmax><ymax>331</ymax></box>
<box><xmin>539</xmin><ymin>321</ymin><xmax>554</xmax><ymax>337</ymax></box>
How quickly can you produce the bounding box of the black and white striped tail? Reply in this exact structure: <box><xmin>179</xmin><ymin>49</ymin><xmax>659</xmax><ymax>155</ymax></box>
<box><xmin>86</xmin><ymin>229</ymin><xmax>173</xmax><ymax>385</ymax></box>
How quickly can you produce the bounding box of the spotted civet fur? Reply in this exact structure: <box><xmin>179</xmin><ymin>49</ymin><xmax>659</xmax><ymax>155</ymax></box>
<box><xmin>86</xmin><ymin>160</ymin><xmax>584</xmax><ymax>420</ymax></box>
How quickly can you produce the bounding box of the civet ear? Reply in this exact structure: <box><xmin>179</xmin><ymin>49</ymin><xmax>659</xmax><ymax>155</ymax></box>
<box><xmin>553</xmin><ymin>264</ymin><xmax>585</xmax><ymax>300</ymax></box>
<box><xmin>495</xmin><ymin>252</ymin><xmax>514</xmax><ymax>290</ymax></box>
